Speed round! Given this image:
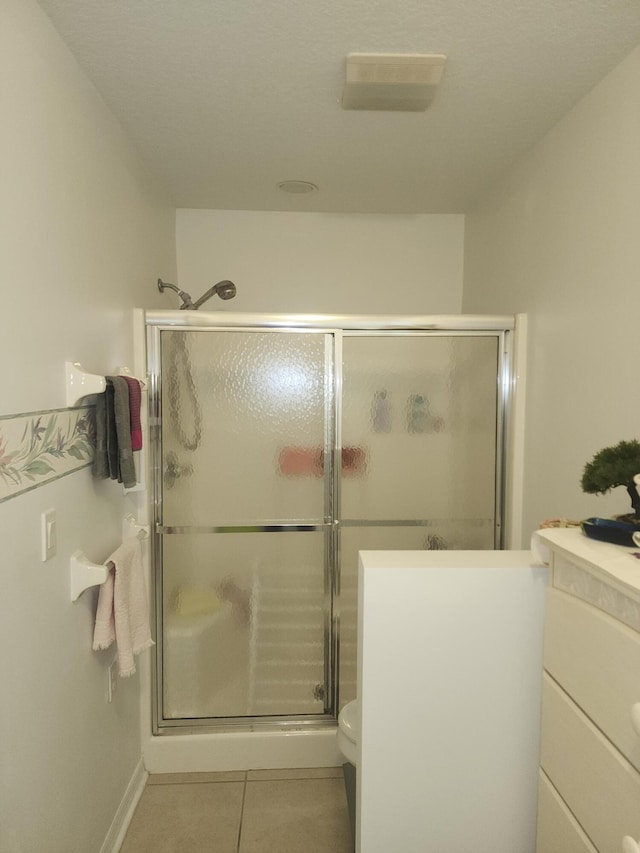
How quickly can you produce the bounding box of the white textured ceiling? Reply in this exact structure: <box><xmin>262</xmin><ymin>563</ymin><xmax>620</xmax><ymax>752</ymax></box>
<box><xmin>37</xmin><ymin>0</ymin><xmax>640</xmax><ymax>213</ymax></box>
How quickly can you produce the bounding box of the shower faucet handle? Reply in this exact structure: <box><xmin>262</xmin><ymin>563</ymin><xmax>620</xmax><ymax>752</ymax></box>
<box><xmin>164</xmin><ymin>451</ymin><xmax>194</xmax><ymax>489</ymax></box>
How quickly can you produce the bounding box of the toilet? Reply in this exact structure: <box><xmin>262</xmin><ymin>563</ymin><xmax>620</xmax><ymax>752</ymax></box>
<box><xmin>337</xmin><ymin>700</ymin><xmax>359</xmax><ymax>765</ymax></box>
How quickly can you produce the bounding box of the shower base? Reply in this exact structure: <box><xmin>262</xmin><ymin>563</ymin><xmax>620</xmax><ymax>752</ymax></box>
<box><xmin>143</xmin><ymin>727</ymin><xmax>342</xmax><ymax>774</ymax></box>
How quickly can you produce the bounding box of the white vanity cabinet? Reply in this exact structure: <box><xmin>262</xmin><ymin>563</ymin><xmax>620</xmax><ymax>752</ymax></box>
<box><xmin>535</xmin><ymin>529</ymin><xmax>640</xmax><ymax>853</ymax></box>
<box><xmin>357</xmin><ymin>550</ymin><xmax>547</xmax><ymax>853</ymax></box>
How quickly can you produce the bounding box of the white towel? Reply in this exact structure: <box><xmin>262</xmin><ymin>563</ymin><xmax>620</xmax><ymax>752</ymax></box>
<box><xmin>93</xmin><ymin>538</ymin><xmax>154</xmax><ymax>676</ymax></box>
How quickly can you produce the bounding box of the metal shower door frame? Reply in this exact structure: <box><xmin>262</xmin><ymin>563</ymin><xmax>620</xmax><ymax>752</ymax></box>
<box><xmin>147</xmin><ymin>322</ymin><xmax>339</xmax><ymax>733</ymax></box>
<box><xmin>145</xmin><ymin>312</ymin><xmax>516</xmax><ymax>734</ymax></box>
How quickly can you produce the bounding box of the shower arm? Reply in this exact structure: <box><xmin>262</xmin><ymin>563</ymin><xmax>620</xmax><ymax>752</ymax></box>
<box><xmin>157</xmin><ymin>279</ymin><xmax>195</xmax><ymax>310</ymax></box>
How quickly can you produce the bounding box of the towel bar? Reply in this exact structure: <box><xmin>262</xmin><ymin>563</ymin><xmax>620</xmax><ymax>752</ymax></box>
<box><xmin>70</xmin><ymin>550</ymin><xmax>110</xmax><ymax>602</ymax></box>
<box><xmin>65</xmin><ymin>362</ymin><xmax>147</xmax><ymax>407</ymax></box>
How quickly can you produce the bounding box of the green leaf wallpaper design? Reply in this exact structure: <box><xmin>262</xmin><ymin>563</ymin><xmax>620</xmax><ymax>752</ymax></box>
<box><xmin>0</xmin><ymin>407</ymin><xmax>95</xmax><ymax>502</ymax></box>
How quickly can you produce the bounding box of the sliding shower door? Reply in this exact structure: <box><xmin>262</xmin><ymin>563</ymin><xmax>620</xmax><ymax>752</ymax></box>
<box><xmin>155</xmin><ymin>329</ymin><xmax>335</xmax><ymax>724</ymax></box>
<box><xmin>337</xmin><ymin>333</ymin><xmax>500</xmax><ymax>706</ymax></box>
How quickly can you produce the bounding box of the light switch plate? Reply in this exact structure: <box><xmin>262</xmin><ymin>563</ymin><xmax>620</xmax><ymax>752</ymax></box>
<box><xmin>41</xmin><ymin>508</ymin><xmax>56</xmax><ymax>561</ymax></box>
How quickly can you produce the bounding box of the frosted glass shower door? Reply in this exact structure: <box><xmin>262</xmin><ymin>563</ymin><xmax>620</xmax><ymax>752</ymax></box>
<box><xmin>158</xmin><ymin>329</ymin><xmax>333</xmax><ymax>722</ymax></box>
<box><xmin>338</xmin><ymin>334</ymin><xmax>501</xmax><ymax>706</ymax></box>
<box><xmin>341</xmin><ymin>335</ymin><xmax>499</xmax><ymax>530</ymax></box>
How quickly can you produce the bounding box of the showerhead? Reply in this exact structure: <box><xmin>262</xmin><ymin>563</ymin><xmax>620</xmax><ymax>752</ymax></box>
<box><xmin>192</xmin><ymin>280</ymin><xmax>237</xmax><ymax>309</ymax></box>
<box><xmin>214</xmin><ymin>280</ymin><xmax>237</xmax><ymax>300</ymax></box>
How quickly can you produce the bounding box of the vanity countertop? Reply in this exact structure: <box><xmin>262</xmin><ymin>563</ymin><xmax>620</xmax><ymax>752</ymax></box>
<box><xmin>534</xmin><ymin>527</ymin><xmax>640</xmax><ymax>612</ymax></box>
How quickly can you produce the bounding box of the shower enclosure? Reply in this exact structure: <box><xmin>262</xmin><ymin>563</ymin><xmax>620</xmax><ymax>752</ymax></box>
<box><xmin>146</xmin><ymin>313</ymin><xmax>515</xmax><ymax>733</ymax></box>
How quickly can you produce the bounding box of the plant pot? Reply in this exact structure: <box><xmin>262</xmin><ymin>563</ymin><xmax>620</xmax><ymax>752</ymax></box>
<box><xmin>581</xmin><ymin>517</ymin><xmax>640</xmax><ymax>547</ymax></box>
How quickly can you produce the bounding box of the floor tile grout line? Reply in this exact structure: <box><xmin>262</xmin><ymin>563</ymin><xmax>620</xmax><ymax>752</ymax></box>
<box><xmin>245</xmin><ymin>771</ymin><xmax>343</xmax><ymax>781</ymax></box>
<box><xmin>246</xmin><ymin>776</ymin><xmax>341</xmax><ymax>783</ymax></box>
<box><xmin>236</xmin><ymin>774</ymin><xmax>248</xmax><ymax>853</ymax></box>
<box><xmin>148</xmin><ymin>779</ymin><xmax>246</xmax><ymax>786</ymax></box>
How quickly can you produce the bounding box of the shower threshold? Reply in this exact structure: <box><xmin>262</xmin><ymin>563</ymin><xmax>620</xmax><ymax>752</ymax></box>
<box><xmin>144</xmin><ymin>724</ymin><xmax>343</xmax><ymax>774</ymax></box>
<box><xmin>155</xmin><ymin>715</ymin><xmax>338</xmax><ymax>736</ymax></box>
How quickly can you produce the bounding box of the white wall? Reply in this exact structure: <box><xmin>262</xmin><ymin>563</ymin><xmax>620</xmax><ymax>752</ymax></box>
<box><xmin>176</xmin><ymin>209</ymin><xmax>465</xmax><ymax>314</ymax></box>
<box><xmin>0</xmin><ymin>1</ymin><xmax>175</xmax><ymax>851</ymax></box>
<box><xmin>463</xmin><ymin>45</ymin><xmax>640</xmax><ymax>544</ymax></box>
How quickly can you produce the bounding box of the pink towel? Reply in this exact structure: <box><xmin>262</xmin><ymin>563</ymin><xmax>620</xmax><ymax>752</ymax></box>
<box><xmin>92</xmin><ymin>538</ymin><xmax>154</xmax><ymax>676</ymax></box>
<box><xmin>123</xmin><ymin>376</ymin><xmax>143</xmax><ymax>451</ymax></box>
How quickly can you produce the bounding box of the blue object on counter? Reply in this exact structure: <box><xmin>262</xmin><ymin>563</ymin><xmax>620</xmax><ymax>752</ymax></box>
<box><xmin>581</xmin><ymin>517</ymin><xmax>640</xmax><ymax>547</ymax></box>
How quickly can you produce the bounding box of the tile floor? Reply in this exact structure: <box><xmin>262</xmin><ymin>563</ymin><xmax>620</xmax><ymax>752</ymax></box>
<box><xmin>120</xmin><ymin>767</ymin><xmax>353</xmax><ymax>853</ymax></box>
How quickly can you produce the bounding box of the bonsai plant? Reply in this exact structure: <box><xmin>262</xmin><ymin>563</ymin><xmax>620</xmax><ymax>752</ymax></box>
<box><xmin>581</xmin><ymin>439</ymin><xmax>640</xmax><ymax>524</ymax></box>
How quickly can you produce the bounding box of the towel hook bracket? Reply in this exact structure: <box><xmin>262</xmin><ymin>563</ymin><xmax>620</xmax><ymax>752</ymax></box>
<box><xmin>65</xmin><ymin>362</ymin><xmax>147</xmax><ymax>408</ymax></box>
<box><xmin>123</xmin><ymin>514</ymin><xmax>150</xmax><ymax>540</ymax></box>
<box><xmin>70</xmin><ymin>550</ymin><xmax>110</xmax><ymax>602</ymax></box>
<box><xmin>65</xmin><ymin>362</ymin><xmax>106</xmax><ymax>408</ymax></box>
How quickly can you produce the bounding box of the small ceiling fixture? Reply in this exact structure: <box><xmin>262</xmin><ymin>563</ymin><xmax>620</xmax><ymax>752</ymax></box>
<box><xmin>277</xmin><ymin>180</ymin><xmax>319</xmax><ymax>194</ymax></box>
<box><xmin>342</xmin><ymin>53</ymin><xmax>446</xmax><ymax>112</ymax></box>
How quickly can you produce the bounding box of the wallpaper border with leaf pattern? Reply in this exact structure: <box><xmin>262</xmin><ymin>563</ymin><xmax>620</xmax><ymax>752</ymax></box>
<box><xmin>0</xmin><ymin>406</ymin><xmax>95</xmax><ymax>503</ymax></box>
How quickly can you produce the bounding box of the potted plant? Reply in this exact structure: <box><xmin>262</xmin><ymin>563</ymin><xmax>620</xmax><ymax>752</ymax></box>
<box><xmin>581</xmin><ymin>439</ymin><xmax>640</xmax><ymax>525</ymax></box>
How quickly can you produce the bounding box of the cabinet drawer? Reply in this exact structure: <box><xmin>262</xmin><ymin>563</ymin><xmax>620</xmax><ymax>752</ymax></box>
<box><xmin>541</xmin><ymin>674</ymin><xmax>640</xmax><ymax>853</ymax></box>
<box><xmin>545</xmin><ymin>588</ymin><xmax>640</xmax><ymax>771</ymax></box>
<box><xmin>536</xmin><ymin>770</ymin><xmax>597</xmax><ymax>853</ymax></box>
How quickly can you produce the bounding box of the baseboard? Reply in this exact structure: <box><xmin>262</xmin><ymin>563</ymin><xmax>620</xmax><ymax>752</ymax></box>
<box><xmin>99</xmin><ymin>758</ymin><xmax>147</xmax><ymax>853</ymax></box>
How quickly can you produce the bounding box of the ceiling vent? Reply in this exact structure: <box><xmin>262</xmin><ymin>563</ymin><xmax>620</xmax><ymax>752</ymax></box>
<box><xmin>342</xmin><ymin>53</ymin><xmax>446</xmax><ymax>112</ymax></box>
<box><xmin>277</xmin><ymin>180</ymin><xmax>318</xmax><ymax>194</ymax></box>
